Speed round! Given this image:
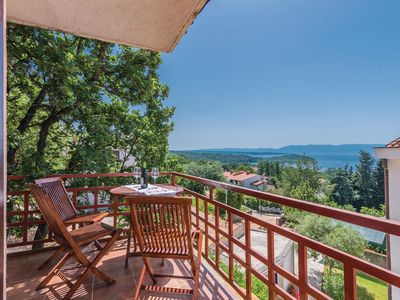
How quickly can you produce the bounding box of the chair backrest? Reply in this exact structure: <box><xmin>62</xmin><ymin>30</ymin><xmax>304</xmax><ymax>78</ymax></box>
<box><xmin>35</xmin><ymin>177</ymin><xmax>76</xmax><ymax>221</ymax></box>
<box><xmin>29</xmin><ymin>183</ymin><xmax>77</xmax><ymax>249</ymax></box>
<box><xmin>127</xmin><ymin>196</ymin><xmax>193</xmax><ymax>255</ymax></box>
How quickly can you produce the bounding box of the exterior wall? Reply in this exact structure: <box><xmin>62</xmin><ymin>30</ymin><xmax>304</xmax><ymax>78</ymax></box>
<box><xmin>276</xmin><ymin>241</ymin><xmax>295</xmax><ymax>292</ymax></box>
<box><xmin>388</xmin><ymin>159</ymin><xmax>400</xmax><ymax>299</ymax></box>
<box><xmin>242</xmin><ymin>175</ymin><xmax>263</xmax><ymax>189</ymax></box>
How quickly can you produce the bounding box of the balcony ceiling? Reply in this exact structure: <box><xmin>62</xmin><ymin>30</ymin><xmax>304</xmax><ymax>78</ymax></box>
<box><xmin>7</xmin><ymin>0</ymin><xmax>208</xmax><ymax>52</ymax></box>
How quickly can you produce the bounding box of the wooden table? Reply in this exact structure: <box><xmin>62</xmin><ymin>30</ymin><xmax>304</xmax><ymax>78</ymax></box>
<box><xmin>110</xmin><ymin>184</ymin><xmax>184</xmax><ymax>197</ymax></box>
<box><xmin>110</xmin><ymin>184</ymin><xmax>184</xmax><ymax>268</ymax></box>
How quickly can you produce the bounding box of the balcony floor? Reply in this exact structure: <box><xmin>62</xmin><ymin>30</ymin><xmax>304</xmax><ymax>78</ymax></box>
<box><xmin>7</xmin><ymin>241</ymin><xmax>241</xmax><ymax>300</ymax></box>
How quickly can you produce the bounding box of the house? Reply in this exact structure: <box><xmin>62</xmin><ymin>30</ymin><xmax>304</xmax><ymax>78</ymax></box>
<box><xmin>224</xmin><ymin>171</ymin><xmax>275</xmax><ymax>190</ymax></box>
<box><xmin>375</xmin><ymin>137</ymin><xmax>400</xmax><ymax>299</ymax></box>
<box><xmin>112</xmin><ymin>149</ymin><xmax>136</xmax><ymax>168</ymax></box>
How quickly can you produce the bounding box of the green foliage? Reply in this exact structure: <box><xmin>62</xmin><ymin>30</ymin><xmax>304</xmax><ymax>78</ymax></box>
<box><xmin>181</xmin><ymin>161</ymin><xmax>224</xmax><ymax>194</ymax></box>
<box><xmin>322</xmin><ymin>272</ymin><xmax>344</xmax><ymax>300</ymax></box>
<box><xmin>353</xmin><ymin>151</ymin><xmax>376</xmax><ymax>209</ymax></box>
<box><xmin>257</xmin><ymin>160</ymin><xmax>282</xmax><ymax>178</ymax></box>
<box><xmin>295</xmin><ymin>215</ymin><xmax>336</xmax><ymax>243</ymax></box>
<box><xmin>323</xmin><ymin>268</ymin><xmax>386</xmax><ymax>300</ymax></box>
<box><xmin>171</xmin><ymin>151</ymin><xmax>260</xmax><ymax>164</ymax></box>
<box><xmin>327</xmin><ymin>166</ymin><xmax>355</xmax><ymax>206</ymax></box>
<box><xmin>217</xmin><ymin>259</ymin><xmax>269</xmax><ymax>299</ymax></box>
<box><xmin>8</xmin><ymin>24</ymin><xmax>173</xmax><ymax>176</ymax></box>
<box><xmin>295</xmin><ymin>215</ymin><xmax>367</xmax><ymax>263</ymax></box>
<box><xmin>372</xmin><ymin>160</ymin><xmax>385</xmax><ymax>208</ymax></box>
<box><xmin>280</xmin><ymin>157</ymin><xmax>321</xmax><ymax>202</ymax></box>
<box><xmin>232</xmin><ymin>163</ymin><xmax>254</xmax><ymax>173</ymax></box>
<box><xmin>360</xmin><ymin>205</ymin><xmax>385</xmax><ymax>217</ymax></box>
<box><xmin>215</xmin><ymin>189</ymin><xmax>243</xmax><ymax>215</ymax></box>
<box><xmin>323</xmin><ymin>225</ymin><xmax>367</xmax><ymax>270</ymax></box>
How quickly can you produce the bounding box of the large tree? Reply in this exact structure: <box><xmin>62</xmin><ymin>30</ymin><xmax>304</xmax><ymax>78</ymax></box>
<box><xmin>328</xmin><ymin>166</ymin><xmax>355</xmax><ymax>207</ymax></box>
<box><xmin>279</xmin><ymin>157</ymin><xmax>321</xmax><ymax>202</ymax></box>
<box><xmin>353</xmin><ymin>151</ymin><xmax>375</xmax><ymax>209</ymax></box>
<box><xmin>7</xmin><ymin>24</ymin><xmax>174</xmax><ymax>176</ymax></box>
<box><xmin>372</xmin><ymin>159</ymin><xmax>385</xmax><ymax>208</ymax></box>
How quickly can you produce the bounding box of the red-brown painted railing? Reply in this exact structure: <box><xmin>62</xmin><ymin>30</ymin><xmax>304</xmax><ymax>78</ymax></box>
<box><xmin>6</xmin><ymin>173</ymin><xmax>147</xmax><ymax>248</ymax></box>
<box><xmin>6</xmin><ymin>172</ymin><xmax>400</xmax><ymax>300</ymax></box>
<box><xmin>170</xmin><ymin>172</ymin><xmax>400</xmax><ymax>300</ymax></box>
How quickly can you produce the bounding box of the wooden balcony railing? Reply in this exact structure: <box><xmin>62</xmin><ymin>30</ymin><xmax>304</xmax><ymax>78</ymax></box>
<box><xmin>6</xmin><ymin>172</ymin><xmax>400</xmax><ymax>300</ymax></box>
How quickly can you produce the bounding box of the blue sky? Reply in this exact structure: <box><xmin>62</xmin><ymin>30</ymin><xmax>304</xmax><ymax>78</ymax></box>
<box><xmin>159</xmin><ymin>0</ymin><xmax>400</xmax><ymax>150</ymax></box>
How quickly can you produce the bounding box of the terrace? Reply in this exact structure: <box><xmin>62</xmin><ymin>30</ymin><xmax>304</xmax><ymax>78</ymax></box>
<box><xmin>5</xmin><ymin>172</ymin><xmax>400</xmax><ymax>299</ymax></box>
<box><xmin>1</xmin><ymin>1</ymin><xmax>400</xmax><ymax>300</ymax></box>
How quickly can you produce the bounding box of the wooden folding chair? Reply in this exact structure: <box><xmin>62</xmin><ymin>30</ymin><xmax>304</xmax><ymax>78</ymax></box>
<box><xmin>29</xmin><ymin>183</ymin><xmax>122</xmax><ymax>300</ymax></box>
<box><xmin>127</xmin><ymin>195</ymin><xmax>203</xmax><ymax>300</ymax></box>
<box><xmin>35</xmin><ymin>177</ymin><xmax>109</xmax><ymax>269</ymax></box>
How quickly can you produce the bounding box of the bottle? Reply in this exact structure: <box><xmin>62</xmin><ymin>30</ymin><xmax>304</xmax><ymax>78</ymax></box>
<box><xmin>141</xmin><ymin>162</ymin><xmax>148</xmax><ymax>189</ymax></box>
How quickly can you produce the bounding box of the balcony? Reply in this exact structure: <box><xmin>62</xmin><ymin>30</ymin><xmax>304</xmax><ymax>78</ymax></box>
<box><xmin>7</xmin><ymin>241</ymin><xmax>240</xmax><ymax>299</ymax></box>
<box><xmin>6</xmin><ymin>172</ymin><xmax>400</xmax><ymax>299</ymax></box>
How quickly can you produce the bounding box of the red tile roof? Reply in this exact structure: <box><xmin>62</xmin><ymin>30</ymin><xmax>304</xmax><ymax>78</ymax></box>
<box><xmin>224</xmin><ymin>171</ymin><xmax>259</xmax><ymax>182</ymax></box>
<box><xmin>251</xmin><ymin>180</ymin><xmax>264</xmax><ymax>186</ymax></box>
<box><xmin>386</xmin><ymin>137</ymin><xmax>400</xmax><ymax>148</ymax></box>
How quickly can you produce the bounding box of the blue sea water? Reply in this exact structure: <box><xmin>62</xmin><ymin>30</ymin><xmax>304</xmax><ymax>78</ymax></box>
<box><xmin>247</xmin><ymin>153</ymin><xmax>361</xmax><ymax>170</ymax></box>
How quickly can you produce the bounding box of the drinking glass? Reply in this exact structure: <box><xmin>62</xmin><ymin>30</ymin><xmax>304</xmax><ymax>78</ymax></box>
<box><xmin>151</xmin><ymin>167</ymin><xmax>160</xmax><ymax>183</ymax></box>
<box><xmin>133</xmin><ymin>167</ymin><xmax>141</xmax><ymax>183</ymax></box>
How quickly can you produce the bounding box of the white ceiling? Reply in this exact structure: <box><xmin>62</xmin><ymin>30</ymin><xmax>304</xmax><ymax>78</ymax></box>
<box><xmin>7</xmin><ymin>0</ymin><xmax>208</xmax><ymax>52</ymax></box>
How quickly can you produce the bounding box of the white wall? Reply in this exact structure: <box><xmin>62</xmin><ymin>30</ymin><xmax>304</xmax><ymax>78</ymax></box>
<box><xmin>242</xmin><ymin>175</ymin><xmax>263</xmax><ymax>189</ymax></box>
<box><xmin>388</xmin><ymin>159</ymin><xmax>400</xmax><ymax>299</ymax></box>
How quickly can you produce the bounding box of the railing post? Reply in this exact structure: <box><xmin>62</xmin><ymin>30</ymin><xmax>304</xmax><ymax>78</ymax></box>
<box><xmin>245</xmin><ymin>219</ymin><xmax>252</xmax><ymax>299</ymax></box>
<box><xmin>267</xmin><ymin>229</ymin><xmax>275</xmax><ymax>299</ymax></box>
<box><xmin>93</xmin><ymin>191</ymin><xmax>98</xmax><ymax>213</ymax></box>
<box><xmin>23</xmin><ymin>192</ymin><xmax>29</xmax><ymax>245</ymax></box>
<box><xmin>195</xmin><ymin>197</ymin><xmax>199</xmax><ymax>228</ymax></box>
<box><xmin>204</xmin><ymin>189</ymin><xmax>210</xmax><ymax>259</ymax></box>
<box><xmin>344</xmin><ymin>264</ymin><xmax>357</xmax><ymax>300</ymax></box>
<box><xmin>215</xmin><ymin>205</ymin><xmax>220</xmax><ymax>270</ymax></box>
<box><xmin>171</xmin><ymin>173</ymin><xmax>176</xmax><ymax>186</ymax></box>
<box><xmin>228</xmin><ymin>211</ymin><xmax>234</xmax><ymax>282</ymax></box>
<box><xmin>298</xmin><ymin>243</ymin><xmax>307</xmax><ymax>300</ymax></box>
<box><xmin>113</xmin><ymin>195</ymin><xmax>118</xmax><ymax>228</ymax></box>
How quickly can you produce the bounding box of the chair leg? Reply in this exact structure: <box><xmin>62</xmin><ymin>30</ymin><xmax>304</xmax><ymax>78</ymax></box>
<box><xmin>36</xmin><ymin>252</ymin><xmax>71</xmax><ymax>290</ymax></box>
<box><xmin>38</xmin><ymin>247</ymin><xmax>64</xmax><ymax>270</ymax></box>
<box><xmin>65</xmin><ymin>231</ymin><xmax>121</xmax><ymax>299</ymax></box>
<box><xmin>125</xmin><ymin>227</ymin><xmax>132</xmax><ymax>269</ymax></box>
<box><xmin>193</xmin><ymin>231</ymin><xmax>203</xmax><ymax>300</ymax></box>
<box><xmin>142</xmin><ymin>257</ymin><xmax>157</xmax><ymax>284</ymax></box>
<box><xmin>63</xmin><ymin>263</ymin><xmax>94</xmax><ymax>300</ymax></box>
<box><xmin>94</xmin><ymin>240</ymin><xmax>103</xmax><ymax>251</ymax></box>
<box><xmin>89</xmin><ymin>230</ymin><xmax>120</xmax><ymax>285</ymax></box>
<box><xmin>133</xmin><ymin>265</ymin><xmax>146</xmax><ymax>300</ymax></box>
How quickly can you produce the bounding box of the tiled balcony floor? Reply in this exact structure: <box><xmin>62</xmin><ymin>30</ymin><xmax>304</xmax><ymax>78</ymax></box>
<box><xmin>7</xmin><ymin>241</ymin><xmax>242</xmax><ymax>300</ymax></box>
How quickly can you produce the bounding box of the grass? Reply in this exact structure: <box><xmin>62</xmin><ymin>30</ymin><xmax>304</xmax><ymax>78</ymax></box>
<box><xmin>356</xmin><ymin>271</ymin><xmax>388</xmax><ymax>300</ymax></box>
<box><xmin>209</xmin><ymin>253</ymin><xmax>269</xmax><ymax>299</ymax></box>
<box><xmin>329</xmin><ymin>268</ymin><xmax>388</xmax><ymax>300</ymax></box>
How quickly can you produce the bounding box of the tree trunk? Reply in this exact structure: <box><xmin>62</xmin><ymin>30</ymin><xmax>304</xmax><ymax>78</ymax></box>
<box><xmin>7</xmin><ymin>85</ymin><xmax>49</xmax><ymax>167</ymax></box>
<box><xmin>37</xmin><ymin>116</ymin><xmax>56</xmax><ymax>156</ymax></box>
<box><xmin>17</xmin><ymin>85</ymin><xmax>49</xmax><ymax>133</ymax></box>
<box><xmin>31</xmin><ymin>223</ymin><xmax>48</xmax><ymax>250</ymax></box>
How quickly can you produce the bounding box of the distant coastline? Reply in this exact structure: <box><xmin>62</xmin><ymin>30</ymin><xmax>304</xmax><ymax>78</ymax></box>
<box><xmin>171</xmin><ymin>144</ymin><xmax>383</xmax><ymax>169</ymax></box>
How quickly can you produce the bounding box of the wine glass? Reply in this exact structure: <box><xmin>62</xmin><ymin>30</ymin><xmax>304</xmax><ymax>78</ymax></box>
<box><xmin>133</xmin><ymin>167</ymin><xmax>141</xmax><ymax>184</ymax></box>
<box><xmin>151</xmin><ymin>167</ymin><xmax>160</xmax><ymax>183</ymax></box>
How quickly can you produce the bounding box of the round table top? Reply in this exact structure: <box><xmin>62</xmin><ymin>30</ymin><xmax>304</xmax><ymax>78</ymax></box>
<box><xmin>110</xmin><ymin>184</ymin><xmax>184</xmax><ymax>196</ymax></box>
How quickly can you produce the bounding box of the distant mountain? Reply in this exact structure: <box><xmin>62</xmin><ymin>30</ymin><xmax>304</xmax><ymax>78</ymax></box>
<box><xmin>174</xmin><ymin>144</ymin><xmax>384</xmax><ymax>169</ymax></box>
<box><xmin>171</xmin><ymin>151</ymin><xmax>311</xmax><ymax>165</ymax></box>
<box><xmin>192</xmin><ymin>144</ymin><xmax>382</xmax><ymax>155</ymax></box>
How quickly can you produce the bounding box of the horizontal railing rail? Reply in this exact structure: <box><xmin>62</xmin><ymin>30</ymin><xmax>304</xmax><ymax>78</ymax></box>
<box><xmin>6</xmin><ymin>172</ymin><xmax>400</xmax><ymax>300</ymax></box>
